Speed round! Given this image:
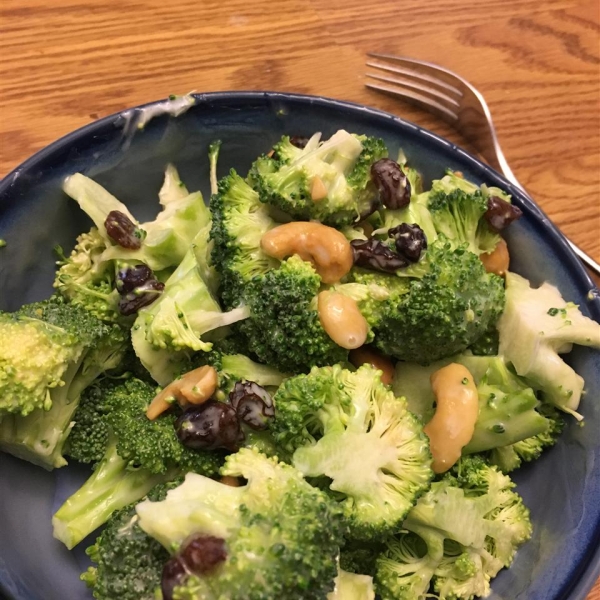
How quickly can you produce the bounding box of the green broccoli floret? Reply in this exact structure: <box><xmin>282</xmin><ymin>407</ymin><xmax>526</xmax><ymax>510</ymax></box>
<box><xmin>54</xmin><ymin>228</ymin><xmax>121</xmax><ymax>322</ymax></box>
<box><xmin>64</xmin><ymin>166</ymin><xmax>211</xmax><ymax>272</ymax></box>
<box><xmin>375</xmin><ymin>457</ymin><xmax>532</xmax><ymax>600</ymax></box>
<box><xmin>498</xmin><ymin>272</ymin><xmax>600</xmax><ymax>419</ymax></box>
<box><xmin>327</xmin><ymin>569</ymin><xmax>375</xmax><ymax>600</ymax></box>
<box><xmin>272</xmin><ymin>365</ymin><xmax>432</xmax><ymax>540</ymax></box>
<box><xmin>340</xmin><ymin>541</ymin><xmax>383</xmax><ymax>578</ymax></box>
<box><xmin>239</xmin><ymin>256</ymin><xmax>348</xmax><ymax>372</ymax></box>
<box><xmin>250</xmin><ymin>131</ymin><xmax>387</xmax><ymax>226</ymax></box>
<box><xmin>370</xmin><ymin>238</ymin><xmax>505</xmax><ymax>364</ymax></box>
<box><xmin>132</xmin><ymin>244</ymin><xmax>250</xmax><ymax>385</ymax></box>
<box><xmin>135</xmin><ymin>448</ymin><xmax>345</xmax><ymax>600</ymax></box>
<box><xmin>468</xmin><ymin>324</ymin><xmax>499</xmax><ymax>356</ymax></box>
<box><xmin>0</xmin><ymin>297</ymin><xmax>127</xmax><ymax>469</ymax></box>
<box><xmin>488</xmin><ymin>406</ymin><xmax>565</xmax><ymax>473</ymax></box>
<box><xmin>209</xmin><ymin>169</ymin><xmax>278</xmax><ymax>309</ymax></box>
<box><xmin>82</xmin><ymin>479</ymin><xmax>181</xmax><ymax>600</ymax></box>
<box><xmin>52</xmin><ymin>377</ymin><xmax>224</xmax><ymax>549</ymax></box>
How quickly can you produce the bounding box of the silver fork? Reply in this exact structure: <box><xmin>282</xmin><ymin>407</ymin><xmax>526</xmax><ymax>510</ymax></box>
<box><xmin>365</xmin><ymin>53</ymin><xmax>600</xmax><ymax>277</ymax></box>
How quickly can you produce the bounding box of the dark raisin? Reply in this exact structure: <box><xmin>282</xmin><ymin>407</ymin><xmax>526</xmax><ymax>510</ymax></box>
<box><xmin>484</xmin><ymin>196</ymin><xmax>523</xmax><ymax>232</ymax></box>
<box><xmin>118</xmin><ymin>279</ymin><xmax>165</xmax><ymax>316</ymax></box>
<box><xmin>289</xmin><ymin>135</ymin><xmax>310</xmax><ymax>149</ymax></box>
<box><xmin>104</xmin><ymin>210</ymin><xmax>146</xmax><ymax>249</ymax></box>
<box><xmin>175</xmin><ymin>400</ymin><xmax>244</xmax><ymax>452</ymax></box>
<box><xmin>370</xmin><ymin>158</ymin><xmax>411</xmax><ymax>209</ymax></box>
<box><xmin>180</xmin><ymin>534</ymin><xmax>227</xmax><ymax>575</ymax></box>
<box><xmin>388</xmin><ymin>223</ymin><xmax>427</xmax><ymax>262</ymax></box>
<box><xmin>358</xmin><ymin>197</ymin><xmax>381</xmax><ymax>221</ymax></box>
<box><xmin>351</xmin><ymin>238</ymin><xmax>408</xmax><ymax>273</ymax></box>
<box><xmin>229</xmin><ymin>381</ymin><xmax>274</xmax><ymax>430</ymax></box>
<box><xmin>161</xmin><ymin>557</ymin><xmax>187</xmax><ymax>600</ymax></box>
<box><xmin>116</xmin><ymin>264</ymin><xmax>154</xmax><ymax>294</ymax></box>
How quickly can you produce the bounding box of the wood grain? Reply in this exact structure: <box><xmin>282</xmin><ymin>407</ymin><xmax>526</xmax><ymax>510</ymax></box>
<box><xmin>0</xmin><ymin>0</ymin><xmax>599</xmax><ymax>597</ymax></box>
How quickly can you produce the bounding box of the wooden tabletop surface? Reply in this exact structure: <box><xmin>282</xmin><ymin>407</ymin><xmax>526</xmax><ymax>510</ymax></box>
<box><xmin>1</xmin><ymin>0</ymin><xmax>599</xmax><ymax>597</ymax></box>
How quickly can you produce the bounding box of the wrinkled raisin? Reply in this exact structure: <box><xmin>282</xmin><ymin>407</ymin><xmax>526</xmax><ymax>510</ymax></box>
<box><xmin>351</xmin><ymin>238</ymin><xmax>408</xmax><ymax>272</ymax></box>
<box><xmin>161</xmin><ymin>556</ymin><xmax>187</xmax><ymax>600</ymax></box>
<box><xmin>289</xmin><ymin>135</ymin><xmax>310</xmax><ymax>149</ymax></box>
<box><xmin>485</xmin><ymin>196</ymin><xmax>523</xmax><ymax>232</ymax></box>
<box><xmin>104</xmin><ymin>210</ymin><xmax>145</xmax><ymax>249</ymax></box>
<box><xmin>118</xmin><ymin>279</ymin><xmax>165</xmax><ymax>316</ymax></box>
<box><xmin>116</xmin><ymin>264</ymin><xmax>154</xmax><ymax>294</ymax></box>
<box><xmin>370</xmin><ymin>158</ymin><xmax>411</xmax><ymax>209</ymax></box>
<box><xmin>389</xmin><ymin>223</ymin><xmax>427</xmax><ymax>262</ymax></box>
<box><xmin>229</xmin><ymin>381</ymin><xmax>274</xmax><ymax>430</ymax></box>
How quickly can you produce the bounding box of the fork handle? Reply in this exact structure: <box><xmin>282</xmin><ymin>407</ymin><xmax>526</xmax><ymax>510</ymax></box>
<box><xmin>487</xmin><ymin>150</ymin><xmax>600</xmax><ymax>278</ymax></box>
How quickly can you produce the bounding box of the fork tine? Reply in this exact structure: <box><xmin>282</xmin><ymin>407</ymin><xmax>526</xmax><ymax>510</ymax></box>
<box><xmin>367</xmin><ymin>53</ymin><xmax>466</xmax><ymax>95</ymax></box>
<box><xmin>365</xmin><ymin>69</ymin><xmax>460</xmax><ymax>108</ymax></box>
<box><xmin>366</xmin><ymin>58</ymin><xmax>462</xmax><ymax>97</ymax></box>
<box><xmin>365</xmin><ymin>81</ymin><xmax>458</xmax><ymax>122</ymax></box>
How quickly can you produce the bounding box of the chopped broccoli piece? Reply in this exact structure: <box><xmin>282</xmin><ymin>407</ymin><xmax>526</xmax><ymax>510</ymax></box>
<box><xmin>82</xmin><ymin>479</ymin><xmax>181</xmax><ymax>600</ymax></box>
<box><xmin>0</xmin><ymin>298</ymin><xmax>127</xmax><ymax>468</ymax></box>
<box><xmin>375</xmin><ymin>457</ymin><xmax>532</xmax><ymax>600</ymax></box>
<box><xmin>468</xmin><ymin>324</ymin><xmax>499</xmax><ymax>356</ymax></box>
<box><xmin>370</xmin><ymin>237</ymin><xmax>505</xmax><ymax>364</ymax></box>
<box><xmin>250</xmin><ymin>131</ymin><xmax>388</xmax><ymax>226</ymax></box>
<box><xmin>327</xmin><ymin>569</ymin><xmax>375</xmax><ymax>600</ymax></box>
<box><xmin>208</xmin><ymin>140</ymin><xmax>222</xmax><ymax>196</ymax></box>
<box><xmin>498</xmin><ymin>272</ymin><xmax>600</xmax><ymax>418</ymax></box>
<box><xmin>136</xmin><ymin>448</ymin><xmax>345</xmax><ymax>600</ymax></box>
<box><xmin>52</xmin><ymin>378</ymin><xmax>224</xmax><ymax>548</ymax></box>
<box><xmin>272</xmin><ymin>365</ymin><xmax>432</xmax><ymax>540</ymax></box>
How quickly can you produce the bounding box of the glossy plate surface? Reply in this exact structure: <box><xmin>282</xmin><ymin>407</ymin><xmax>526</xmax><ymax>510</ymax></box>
<box><xmin>0</xmin><ymin>92</ymin><xmax>598</xmax><ymax>600</ymax></box>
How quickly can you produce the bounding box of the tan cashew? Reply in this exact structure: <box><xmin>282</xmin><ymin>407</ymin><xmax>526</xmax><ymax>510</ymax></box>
<box><xmin>480</xmin><ymin>238</ymin><xmax>510</xmax><ymax>277</ymax></box>
<box><xmin>423</xmin><ymin>363</ymin><xmax>479</xmax><ymax>474</ymax></box>
<box><xmin>146</xmin><ymin>365</ymin><xmax>219</xmax><ymax>420</ymax></box>
<box><xmin>260</xmin><ymin>222</ymin><xmax>353</xmax><ymax>284</ymax></box>
<box><xmin>349</xmin><ymin>346</ymin><xmax>395</xmax><ymax>385</ymax></box>
<box><xmin>318</xmin><ymin>290</ymin><xmax>368</xmax><ymax>350</ymax></box>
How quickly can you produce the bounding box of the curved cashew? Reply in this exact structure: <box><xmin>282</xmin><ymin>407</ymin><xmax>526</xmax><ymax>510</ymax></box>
<box><xmin>423</xmin><ymin>363</ymin><xmax>479</xmax><ymax>474</ymax></box>
<box><xmin>260</xmin><ymin>222</ymin><xmax>353</xmax><ymax>284</ymax></box>
<box><xmin>480</xmin><ymin>238</ymin><xmax>510</xmax><ymax>277</ymax></box>
<box><xmin>349</xmin><ymin>346</ymin><xmax>395</xmax><ymax>385</ymax></box>
<box><xmin>146</xmin><ymin>365</ymin><xmax>219</xmax><ymax>420</ymax></box>
<box><xmin>318</xmin><ymin>290</ymin><xmax>368</xmax><ymax>350</ymax></box>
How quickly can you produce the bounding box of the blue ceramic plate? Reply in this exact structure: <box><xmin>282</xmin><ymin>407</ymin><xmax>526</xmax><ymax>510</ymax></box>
<box><xmin>0</xmin><ymin>92</ymin><xmax>599</xmax><ymax>600</ymax></box>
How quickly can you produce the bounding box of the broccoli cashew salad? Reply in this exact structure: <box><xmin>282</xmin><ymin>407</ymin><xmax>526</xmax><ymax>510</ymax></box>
<box><xmin>1</xmin><ymin>130</ymin><xmax>599</xmax><ymax>600</ymax></box>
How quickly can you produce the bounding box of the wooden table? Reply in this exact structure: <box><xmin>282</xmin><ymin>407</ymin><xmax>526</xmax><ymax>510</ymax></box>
<box><xmin>1</xmin><ymin>0</ymin><xmax>598</xmax><ymax>598</ymax></box>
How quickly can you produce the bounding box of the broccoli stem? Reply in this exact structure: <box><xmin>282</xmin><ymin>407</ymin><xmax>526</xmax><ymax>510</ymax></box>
<box><xmin>52</xmin><ymin>436</ymin><xmax>172</xmax><ymax>549</ymax></box>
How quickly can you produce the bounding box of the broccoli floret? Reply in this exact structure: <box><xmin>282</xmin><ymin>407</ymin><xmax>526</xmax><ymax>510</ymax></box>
<box><xmin>239</xmin><ymin>256</ymin><xmax>348</xmax><ymax>372</ymax></box>
<box><xmin>272</xmin><ymin>365</ymin><xmax>432</xmax><ymax>540</ymax></box>
<box><xmin>135</xmin><ymin>448</ymin><xmax>345</xmax><ymax>600</ymax></box>
<box><xmin>488</xmin><ymin>406</ymin><xmax>565</xmax><ymax>473</ymax></box>
<box><xmin>340</xmin><ymin>541</ymin><xmax>383</xmax><ymax>578</ymax></box>
<box><xmin>63</xmin><ymin>166</ymin><xmax>211</xmax><ymax>272</ymax></box>
<box><xmin>132</xmin><ymin>244</ymin><xmax>250</xmax><ymax>385</ymax></box>
<box><xmin>375</xmin><ymin>457</ymin><xmax>532</xmax><ymax>600</ymax></box>
<box><xmin>370</xmin><ymin>238</ymin><xmax>505</xmax><ymax>364</ymax></box>
<box><xmin>54</xmin><ymin>228</ymin><xmax>121</xmax><ymax>322</ymax></box>
<box><xmin>0</xmin><ymin>298</ymin><xmax>127</xmax><ymax>468</ymax></box>
<box><xmin>498</xmin><ymin>272</ymin><xmax>600</xmax><ymax>419</ymax></box>
<box><xmin>250</xmin><ymin>131</ymin><xmax>387</xmax><ymax>226</ymax></box>
<box><xmin>82</xmin><ymin>479</ymin><xmax>182</xmax><ymax>600</ymax></box>
<box><xmin>468</xmin><ymin>324</ymin><xmax>499</xmax><ymax>356</ymax></box>
<box><xmin>327</xmin><ymin>569</ymin><xmax>375</xmax><ymax>600</ymax></box>
<box><xmin>52</xmin><ymin>378</ymin><xmax>224</xmax><ymax>549</ymax></box>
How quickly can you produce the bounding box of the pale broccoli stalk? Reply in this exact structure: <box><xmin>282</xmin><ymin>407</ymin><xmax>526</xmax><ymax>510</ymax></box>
<box><xmin>498</xmin><ymin>272</ymin><xmax>600</xmax><ymax>419</ymax></box>
<box><xmin>375</xmin><ymin>457</ymin><xmax>532</xmax><ymax>600</ymax></box>
<box><xmin>327</xmin><ymin>569</ymin><xmax>375</xmax><ymax>600</ymax></box>
<box><xmin>209</xmin><ymin>140</ymin><xmax>222</xmax><ymax>196</ymax></box>
<box><xmin>132</xmin><ymin>244</ymin><xmax>250</xmax><ymax>385</ymax></box>
<box><xmin>63</xmin><ymin>167</ymin><xmax>210</xmax><ymax>271</ymax></box>
<box><xmin>273</xmin><ymin>365</ymin><xmax>433</xmax><ymax>541</ymax></box>
<box><xmin>136</xmin><ymin>448</ymin><xmax>345</xmax><ymax>600</ymax></box>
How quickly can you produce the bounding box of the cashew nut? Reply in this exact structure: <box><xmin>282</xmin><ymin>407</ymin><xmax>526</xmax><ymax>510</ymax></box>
<box><xmin>220</xmin><ymin>476</ymin><xmax>241</xmax><ymax>487</ymax></box>
<box><xmin>310</xmin><ymin>176</ymin><xmax>328</xmax><ymax>201</ymax></box>
<box><xmin>423</xmin><ymin>363</ymin><xmax>479</xmax><ymax>474</ymax></box>
<box><xmin>349</xmin><ymin>346</ymin><xmax>395</xmax><ymax>385</ymax></box>
<box><xmin>480</xmin><ymin>238</ymin><xmax>509</xmax><ymax>277</ymax></box>
<box><xmin>146</xmin><ymin>365</ymin><xmax>219</xmax><ymax>420</ymax></box>
<box><xmin>318</xmin><ymin>290</ymin><xmax>368</xmax><ymax>350</ymax></box>
<box><xmin>260</xmin><ymin>222</ymin><xmax>353</xmax><ymax>284</ymax></box>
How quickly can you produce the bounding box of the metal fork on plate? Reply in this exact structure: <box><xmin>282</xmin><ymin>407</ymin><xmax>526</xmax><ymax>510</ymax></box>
<box><xmin>365</xmin><ymin>53</ymin><xmax>600</xmax><ymax>277</ymax></box>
